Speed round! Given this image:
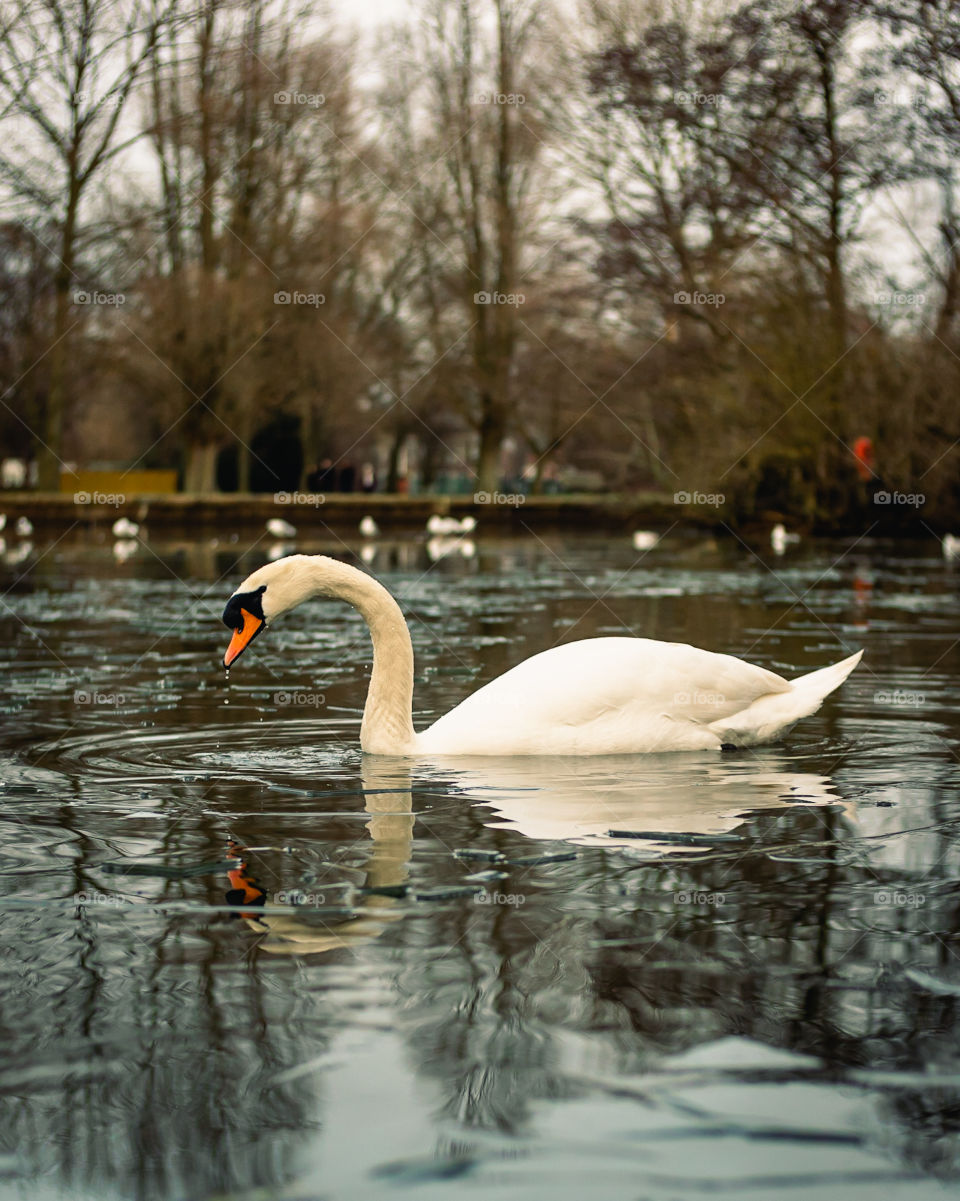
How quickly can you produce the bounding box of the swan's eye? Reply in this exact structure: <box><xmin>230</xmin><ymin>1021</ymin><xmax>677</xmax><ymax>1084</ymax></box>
<box><xmin>221</xmin><ymin>585</ymin><xmax>267</xmax><ymax>631</ymax></box>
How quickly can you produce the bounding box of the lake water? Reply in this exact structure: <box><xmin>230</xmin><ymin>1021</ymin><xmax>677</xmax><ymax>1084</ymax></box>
<box><xmin>1</xmin><ymin>529</ymin><xmax>959</xmax><ymax>1200</ymax></box>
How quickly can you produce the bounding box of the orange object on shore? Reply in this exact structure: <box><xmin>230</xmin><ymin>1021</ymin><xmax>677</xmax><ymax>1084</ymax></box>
<box><xmin>852</xmin><ymin>436</ymin><xmax>875</xmax><ymax>481</ymax></box>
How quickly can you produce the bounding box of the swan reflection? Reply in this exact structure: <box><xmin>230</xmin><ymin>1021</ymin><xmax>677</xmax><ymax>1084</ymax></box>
<box><xmin>224</xmin><ymin>752</ymin><xmax>847</xmax><ymax>959</ymax></box>
<box><xmin>225</xmin><ymin>779</ymin><xmax>414</xmax><ymax>955</ymax></box>
<box><xmin>409</xmin><ymin>750</ymin><xmax>847</xmax><ymax>849</ymax></box>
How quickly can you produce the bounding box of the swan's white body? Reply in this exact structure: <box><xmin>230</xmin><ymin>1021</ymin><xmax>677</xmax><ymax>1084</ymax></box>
<box><xmin>222</xmin><ymin>554</ymin><xmax>863</xmax><ymax>757</ymax></box>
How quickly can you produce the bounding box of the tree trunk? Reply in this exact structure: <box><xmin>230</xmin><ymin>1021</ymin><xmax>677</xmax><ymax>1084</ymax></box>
<box><xmin>184</xmin><ymin>442</ymin><xmax>219</xmax><ymax>493</ymax></box>
<box><xmin>528</xmin><ymin>454</ymin><xmax>545</xmax><ymax>495</ymax></box>
<box><xmin>236</xmin><ymin>442</ymin><xmax>251</xmax><ymax>493</ymax></box>
<box><xmin>37</xmin><ymin>182</ymin><xmax>80</xmax><ymax>491</ymax></box>
<box><xmin>386</xmin><ymin>428</ymin><xmax>407</xmax><ymax>493</ymax></box>
<box><xmin>476</xmin><ymin>404</ymin><xmax>505</xmax><ymax>492</ymax></box>
<box><xmin>420</xmin><ymin>428</ymin><xmax>440</xmax><ymax>490</ymax></box>
<box><xmin>816</xmin><ymin>38</ymin><xmax>848</xmax><ymax>440</ymax></box>
<box><xmin>36</xmin><ymin>289</ymin><xmax>69</xmax><ymax>491</ymax></box>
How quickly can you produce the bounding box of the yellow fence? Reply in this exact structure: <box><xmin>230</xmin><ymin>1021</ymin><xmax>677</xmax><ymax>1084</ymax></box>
<box><xmin>61</xmin><ymin>469</ymin><xmax>179</xmax><ymax>496</ymax></box>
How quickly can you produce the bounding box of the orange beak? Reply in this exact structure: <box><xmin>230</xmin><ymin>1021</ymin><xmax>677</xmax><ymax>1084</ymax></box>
<box><xmin>223</xmin><ymin>608</ymin><xmax>264</xmax><ymax>668</ymax></box>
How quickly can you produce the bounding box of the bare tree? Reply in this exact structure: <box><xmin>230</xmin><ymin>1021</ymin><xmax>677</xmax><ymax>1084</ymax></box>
<box><xmin>0</xmin><ymin>0</ymin><xmax>179</xmax><ymax>488</ymax></box>
<box><xmin>384</xmin><ymin>0</ymin><xmax>554</xmax><ymax>492</ymax></box>
<box><xmin>126</xmin><ymin>1</ymin><xmax>382</xmax><ymax>492</ymax></box>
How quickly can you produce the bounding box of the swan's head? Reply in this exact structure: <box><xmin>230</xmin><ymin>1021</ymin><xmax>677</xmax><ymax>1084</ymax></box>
<box><xmin>221</xmin><ymin>554</ymin><xmax>320</xmax><ymax>667</ymax></box>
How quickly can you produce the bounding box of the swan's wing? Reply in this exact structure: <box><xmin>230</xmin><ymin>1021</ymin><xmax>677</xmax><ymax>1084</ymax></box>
<box><xmin>418</xmin><ymin>638</ymin><xmax>791</xmax><ymax>754</ymax></box>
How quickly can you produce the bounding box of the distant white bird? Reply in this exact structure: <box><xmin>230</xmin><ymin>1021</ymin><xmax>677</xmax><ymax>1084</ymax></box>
<box><xmin>771</xmin><ymin>523</ymin><xmax>800</xmax><ymax>555</ymax></box>
<box><xmin>943</xmin><ymin>534</ymin><xmax>960</xmax><ymax>561</ymax></box>
<box><xmin>0</xmin><ymin>459</ymin><xmax>25</xmax><ymax>489</ymax></box>
<box><xmin>632</xmin><ymin>530</ymin><xmax>659</xmax><ymax>551</ymax></box>
<box><xmin>359</xmin><ymin>515</ymin><xmax>380</xmax><ymax>538</ymax></box>
<box><xmin>266</xmin><ymin>517</ymin><xmax>296</xmax><ymax>539</ymax></box>
<box><xmin>360</xmin><ymin>544</ymin><xmax>377</xmax><ymax>565</ymax></box>
<box><xmin>112</xmin><ymin>539</ymin><xmax>137</xmax><ymax>562</ymax></box>
<box><xmin>112</xmin><ymin>517</ymin><xmax>139</xmax><ymax>539</ymax></box>
<box><xmin>4</xmin><ymin>540</ymin><xmax>31</xmax><ymax>565</ymax></box>
<box><xmin>15</xmin><ymin>516</ymin><xmax>32</xmax><ymax>537</ymax></box>
<box><xmin>267</xmin><ymin>543</ymin><xmax>294</xmax><ymax>562</ymax></box>
<box><xmin>427</xmin><ymin>514</ymin><xmax>452</xmax><ymax>535</ymax></box>
<box><xmin>427</xmin><ymin>514</ymin><xmax>475</xmax><ymax>536</ymax></box>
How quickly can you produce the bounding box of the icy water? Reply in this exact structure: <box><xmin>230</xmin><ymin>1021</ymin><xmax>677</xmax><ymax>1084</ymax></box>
<box><xmin>1</xmin><ymin>530</ymin><xmax>959</xmax><ymax>1201</ymax></box>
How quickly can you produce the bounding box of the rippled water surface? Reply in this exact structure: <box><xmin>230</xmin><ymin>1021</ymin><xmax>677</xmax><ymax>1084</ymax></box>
<box><xmin>1</xmin><ymin>531</ymin><xmax>959</xmax><ymax>1200</ymax></box>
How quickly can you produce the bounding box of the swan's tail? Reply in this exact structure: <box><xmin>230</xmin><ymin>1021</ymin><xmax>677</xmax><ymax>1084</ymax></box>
<box><xmin>709</xmin><ymin>649</ymin><xmax>863</xmax><ymax>747</ymax></box>
<box><xmin>789</xmin><ymin>649</ymin><xmax>864</xmax><ymax>705</ymax></box>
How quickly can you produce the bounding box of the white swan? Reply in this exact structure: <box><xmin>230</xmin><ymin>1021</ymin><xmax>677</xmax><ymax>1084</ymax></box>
<box><xmin>112</xmin><ymin>517</ymin><xmax>139</xmax><ymax>539</ymax></box>
<box><xmin>266</xmin><ymin>517</ymin><xmax>296</xmax><ymax>539</ymax></box>
<box><xmin>426</xmin><ymin>514</ymin><xmax>476</xmax><ymax>536</ymax></box>
<box><xmin>631</xmin><ymin>530</ymin><xmax>659</xmax><ymax>551</ymax></box>
<box><xmin>770</xmin><ymin>523</ymin><xmax>799</xmax><ymax>555</ymax></box>
<box><xmin>220</xmin><ymin>554</ymin><xmax>863</xmax><ymax>756</ymax></box>
<box><xmin>359</xmin><ymin>515</ymin><xmax>380</xmax><ymax>538</ymax></box>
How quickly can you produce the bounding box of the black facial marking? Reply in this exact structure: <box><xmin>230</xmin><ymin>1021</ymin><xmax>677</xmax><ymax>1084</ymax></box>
<box><xmin>222</xmin><ymin>584</ymin><xmax>267</xmax><ymax>630</ymax></box>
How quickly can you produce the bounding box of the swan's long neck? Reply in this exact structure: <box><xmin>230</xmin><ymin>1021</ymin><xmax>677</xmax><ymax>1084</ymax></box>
<box><xmin>295</xmin><ymin>558</ymin><xmax>417</xmax><ymax>754</ymax></box>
